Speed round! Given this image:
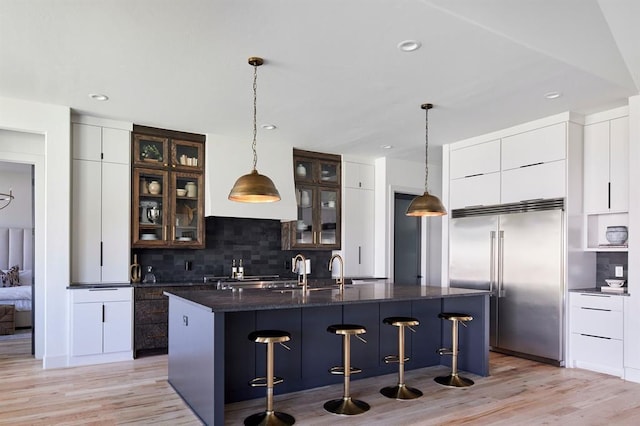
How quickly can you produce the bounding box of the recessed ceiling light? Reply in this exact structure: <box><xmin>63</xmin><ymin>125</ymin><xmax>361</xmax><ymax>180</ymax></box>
<box><xmin>89</xmin><ymin>93</ymin><xmax>109</xmax><ymax>101</ymax></box>
<box><xmin>261</xmin><ymin>124</ymin><xmax>277</xmax><ymax>130</ymax></box>
<box><xmin>397</xmin><ymin>40</ymin><xmax>421</xmax><ymax>52</ymax></box>
<box><xmin>544</xmin><ymin>91</ymin><xmax>561</xmax><ymax>99</ymax></box>
<box><xmin>381</xmin><ymin>144</ymin><xmax>394</xmax><ymax>150</ymax></box>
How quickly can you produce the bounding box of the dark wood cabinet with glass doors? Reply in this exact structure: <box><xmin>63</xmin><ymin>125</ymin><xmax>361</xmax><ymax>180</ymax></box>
<box><xmin>282</xmin><ymin>149</ymin><xmax>341</xmax><ymax>250</ymax></box>
<box><xmin>131</xmin><ymin>125</ymin><xmax>205</xmax><ymax>248</ymax></box>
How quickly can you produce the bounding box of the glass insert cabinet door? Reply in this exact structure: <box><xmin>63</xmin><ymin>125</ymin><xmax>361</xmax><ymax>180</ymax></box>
<box><xmin>172</xmin><ymin>139</ymin><xmax>204</xmax><ymax>171</ymax></box>
<box><xmin>171</xmin><ymin>172</ymin><xmax>203</xmax><ymax>244</ymax></box>
<box><xmin>133</xmin><ymin>134</ymin><xmax>169</xmax><ymax>167</ymax></box>
<box><xmin>133</xmin><ymin>168</ymin><xmax>169</xmax><ymax>244</ymax></box>
<box><xmin>295</xmin><ymin>185</ymin><xmax>315</xmax><ymax>245</ymax></box>
<box><xmin>319</xmin><ymin>188</ymin><xmax>339</xmax><ymax>245</ymax></box>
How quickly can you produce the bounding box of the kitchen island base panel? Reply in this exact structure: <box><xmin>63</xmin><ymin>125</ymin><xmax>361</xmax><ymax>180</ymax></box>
<box><xmin>166</xmin><ymin>286</ymin><xmax>490</xmax><ymax>426</ymax></box>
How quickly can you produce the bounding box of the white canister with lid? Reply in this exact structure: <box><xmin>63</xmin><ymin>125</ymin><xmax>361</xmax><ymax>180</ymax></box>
<box><xmin>185</xmin><ymin>181</ymin><xmax>197</xmax><ymax>197</ymax></box>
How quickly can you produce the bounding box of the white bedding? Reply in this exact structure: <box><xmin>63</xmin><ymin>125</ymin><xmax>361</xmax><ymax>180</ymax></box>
<box><xmin>0</xmin><ymin>285</ymin><xmax>32</xmax><ymax>311</ymax></box>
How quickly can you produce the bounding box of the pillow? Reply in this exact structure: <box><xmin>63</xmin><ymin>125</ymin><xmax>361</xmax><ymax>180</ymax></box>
<box><xmin>19</xmin><ymin>269</ymin><xmax>33</xmax><ymax>285</ymax></box>
<box><xmin>0</xmin><ymin>265</ymin><xmax>20</xmax><ymax>287</ymax></box>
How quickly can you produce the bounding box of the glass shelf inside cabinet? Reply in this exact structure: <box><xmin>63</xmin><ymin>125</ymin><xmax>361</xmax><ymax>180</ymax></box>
<box><xmin>174</xmin><ymin>177</ymin><xmax>199</xmax><ymax>241</ymax></box>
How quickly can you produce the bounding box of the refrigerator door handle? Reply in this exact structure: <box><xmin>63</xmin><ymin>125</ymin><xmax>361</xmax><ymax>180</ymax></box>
<box><xmin>498</xmin><ymin>230</ymin><xmax>505</xmax><ymax>297</ymax></box>
<box><xmin>490</xmin><ymin>231</ymin><xmax>496</xmax><ymax>294</ymax></box>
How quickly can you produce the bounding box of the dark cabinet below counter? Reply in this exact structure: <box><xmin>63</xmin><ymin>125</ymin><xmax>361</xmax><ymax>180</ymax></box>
<box><xmin>134</xmin><ymin>284</ymin><xmax>213</xmax><ymax>357</ymax></box>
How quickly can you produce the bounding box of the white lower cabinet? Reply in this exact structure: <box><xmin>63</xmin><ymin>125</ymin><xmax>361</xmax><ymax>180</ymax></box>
<box><xmin>569</xmin><ymin>292</ymin><xmax>624</xmax><ymax>377</ymax></box>
<box><xmin>69</xmin><ymin>287</ymin><xmax>133</xmax><ymax>365</ymax></box>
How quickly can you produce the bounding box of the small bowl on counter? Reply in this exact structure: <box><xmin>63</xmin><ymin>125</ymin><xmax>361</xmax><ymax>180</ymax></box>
<box><xmin>605</xmin><ymin>279</ymin><xmax>625</xmax><ymax>288</ymax></box>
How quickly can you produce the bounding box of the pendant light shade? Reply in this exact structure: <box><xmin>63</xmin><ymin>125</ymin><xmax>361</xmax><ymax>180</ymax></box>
<box><xmin>406</xmin><ymin>103</ymin><xmax>447</xmax><ymax>217</ymax></box>
<box><xmin>229</xmin><ymin>57</ymin><xmax>281</xmax><ymax>203</ymax></box>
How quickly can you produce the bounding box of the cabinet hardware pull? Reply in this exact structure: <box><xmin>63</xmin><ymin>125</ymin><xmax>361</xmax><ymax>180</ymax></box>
<box><xmin>183</xmin><ymin>315</ymin><xmax>189</xmax><ymax>326</ymax></box>
<box><xmin>579</xmin><ymin>333</ymin><xmax>611</xmax><ymax>340</ymax></box>
<box><xmin>88</xmin><ymin>288</ymin><xmax>118</xmax><ymax>291</ymax></box>
<box><xmin>100</xmin><ymin>241</ymin><xmax>103</xmax><ymax>267</ymax></box>
<box><xmin>519</xmin><ymin>162</ymin><xmax>544</xmax><ymax>168</ymax></box>
<box><xmin>464</xmin><ymin>173</ymin><xmax>484</xmax><ymax>178</ymax></box>
<box><xmin>608</xmin><ymin>182</ymin><xmax>611</xmax><ymax>209</ymax></box>
<box><xmin>102</xmin><ymin>304</ymin><xmax>105</xmax><ymax>323</ymax></box>
<box><xmin>358</xmin><ymin>246</ymin><xmax>361</xmax><ymax>264</ymax></box>
<box><xmin>580</xmin><ymin>307</ymin><xmax>611</xmax><ymax>312</ymax></box>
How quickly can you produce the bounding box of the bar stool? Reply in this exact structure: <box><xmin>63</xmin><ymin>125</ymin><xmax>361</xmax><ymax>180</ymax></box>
<box><xmin>245</xmin><ymin>330</ymin><xmax>295</xmax><ymax>426</ymax></box>
<box><xmin>435</xmin><ymin>312</ymin><xmax>474</xmax><ymax>388</ymax></box>
<box><xmin>380</xmin><ymin>316</ymin><xmax>423</xmax><ymax>400</ymax></box>
<box><xmin>324</xmin><ymin>324</ymin><xmax>370</xmax><ymax>416</ymax></box>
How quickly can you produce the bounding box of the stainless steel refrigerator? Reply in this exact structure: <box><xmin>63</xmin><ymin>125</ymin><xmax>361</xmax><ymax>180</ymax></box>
<box><xmin>449</xmin><ymin>199</ymin><xmax>564</xmax><ymax>364</ymax></box>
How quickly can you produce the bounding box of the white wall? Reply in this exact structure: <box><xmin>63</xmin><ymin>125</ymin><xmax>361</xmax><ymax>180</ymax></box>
<box><xmin>0</xmin><ymin>161</ymin><xmax>33</xmax><ymax>228</ymax></box>
<box><xmin>204</xmin><ymin>134</ymin><xmax>297</xmax><ymax>220</ymax></box>
<box><xmin>373</xmin><ymin>154</ymin><xmax>444</xmax><ymax>285</ymax></box>
<box><xmin>0</xmin><ymin>96</ymin><xmax>71</xmax><ymax>368</ymax></box>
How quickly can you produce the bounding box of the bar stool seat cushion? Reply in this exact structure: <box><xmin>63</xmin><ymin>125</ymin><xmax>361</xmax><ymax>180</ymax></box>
<box><xmin>327</xmin><ymin>324</ymin><xmax>366</xmax><ymax>335</ymax></box>
<box><xmin>383</xmin><ymin>316</ymin><xmax>419</xmax><ymax>327</ymax></box>
<box><xmin>248</xmin><ymin>329</ymin><xmax>291</xmax><ymax>344</ymax></box>
<box><xmin>438</xmin><ymin>312</ymin><xmax>473</xmax><ymax>322</ymax></box>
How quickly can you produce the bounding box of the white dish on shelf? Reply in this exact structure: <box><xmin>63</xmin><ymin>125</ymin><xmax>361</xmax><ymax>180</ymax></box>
<box><xmin>141</xmin><ymin>234</ymin><xmax>158</xmax><ymax>240</ymax></box>
<box><xmin>177</xmin><ymin>237</ymin><xmax>193</xmax><ymax>241</ymax></box>
<box><xmin>605</xmin><ymin>279</ymin><xmax>625</xmax><ymax>287</ymax></box>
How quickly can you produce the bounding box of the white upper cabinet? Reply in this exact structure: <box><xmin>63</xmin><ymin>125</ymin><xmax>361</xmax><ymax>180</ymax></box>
<box><xmin>501</xmin><ymin>123</ymin><xmax>566</xmax><ymax>170</ymax></box>
<box><xmin>448</xmin><ymin>118</ymin><xmax>572</xmax><ymax>210</ymax></box>
<box><xmin>449</xmin><ymin>173</ymin><xmax>501</xmax><ymax>210</ymax></box>
<box><xmin>583</xmin><ymin>117</ymin><xmax>629</xmax><ymax>213</ymax></box>
<box><xmin>449</xmin><ymin>139</ymin><xmax>500</xmax><ymax>179</ymax></box>
<box><xmin>71</xmin><ymin>118</ymin><xmax>131</xmax><ymax>284</ymax></box>
<box><xmin>342</xmin><ymin>161</ymin><xmax>374</xmax><ymax>276</ymax></box>
<box><xmin>501</xmin><ymin>160</ymin><xmax>566</xmax><ymax>204</ymax></box>
<box><xmin>344</xmin><ymin>161</ymin><xmax>374</xmax><ymax>190</ymax></box>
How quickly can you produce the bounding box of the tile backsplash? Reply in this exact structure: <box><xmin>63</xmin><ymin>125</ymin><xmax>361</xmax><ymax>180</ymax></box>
<box><xmin>596</xmin><ymin>251</ymin><xmax>628</xmax><ymax>287</ymax></box>
<box><xmin>134</xmin><ymin>216</ymin><xmax>333</xmax><ymax>283</ymax></box>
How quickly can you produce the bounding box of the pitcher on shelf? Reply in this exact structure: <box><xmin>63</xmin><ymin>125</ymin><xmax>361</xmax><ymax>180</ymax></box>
<box><xmin>147</xmin><ymin>206</ymin><xmax>161</xmax><ymax>224</ymax></box>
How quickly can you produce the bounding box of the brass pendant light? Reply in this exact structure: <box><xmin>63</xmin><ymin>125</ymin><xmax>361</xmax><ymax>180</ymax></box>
<box><xmin>228</xmin><ymin>57</ymin><xmax>281</xmax><ymax>203</ymax></box>
<box><xmin>406</xmin><ymin>103</ymin><xmax>447</xmax><ymax>216</ymax></box>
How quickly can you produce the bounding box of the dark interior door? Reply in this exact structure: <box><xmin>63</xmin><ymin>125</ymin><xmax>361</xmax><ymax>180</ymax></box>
<box><xmin>394</xmin><ymin>193</ymin><xmax>421</xmax><ymax>284</ymax></box>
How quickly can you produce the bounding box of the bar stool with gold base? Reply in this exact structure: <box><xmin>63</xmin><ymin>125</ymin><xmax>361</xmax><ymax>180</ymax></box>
<box><xmin>435</xmin><ymin>312</ymin><xmax>474</xmax><ymax>388</ymax></box>
<box><xmin>245</xmin><ymin>330</ymin><xmax>295</xmax><ymax>426</ymax></box>
<box><xmin>380</xmin><ymin>316</ymin><xmax>423</xmax><ymax>400</ymax></box>
<box><xmin>324</xmin><ymin>324</ymin><xmax>370</xmax><ymax>415</ymax></box>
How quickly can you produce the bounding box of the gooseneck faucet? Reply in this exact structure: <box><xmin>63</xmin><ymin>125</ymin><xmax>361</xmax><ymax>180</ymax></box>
<box><xmin>329</xmin><ymin>253</ymin><xmax>345</xmax><ymax>292</ymax></box>
<box><xmin>292</xmin><ymin>254</ymin><xmax>308</xmax><ymax>292</ymax></box>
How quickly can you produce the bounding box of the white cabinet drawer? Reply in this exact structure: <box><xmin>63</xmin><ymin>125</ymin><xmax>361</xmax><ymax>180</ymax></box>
<box><xmin>449</xmin><ymin>172</ymin><xmax>501</xmax><ymax>209</ymax></box>
<box><xmin>571</xmin><ymin>332</ymin><xmax>623</xmax><ymax>374</ymax></box>
<box><xmin>501</xmin><ymin>160</ymin><xmax>565</xmax><ymax>203</ymax></box>
<box><xmin>501</xmin><ymin>123</ymin><xmax>566</xmax><ymax>170</ymax></box>
<box><xmin>571</xmin><ymin>293</ymin><xmax>623</xmax><ymax>311</ymax></box>
<box><xmin>570</xmin><ymin>306</ymin><xmax>623</xmax><ymax>339</ymax></box>
<box><xmin>449</xmin><ymin>139</ymin><xmax>501</xmax><ymax>179</ymax></box>
<box><xmin>71</xmin><ymin>287</ymin><xmax>132</xmax><ymax>303</ymax></box>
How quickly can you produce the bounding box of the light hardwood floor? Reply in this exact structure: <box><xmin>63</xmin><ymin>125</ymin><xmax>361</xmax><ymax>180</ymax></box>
<box><xmin>3</xmin><ymin>337</ymin><xmax>640</xmax><ymax>425</ymax></box>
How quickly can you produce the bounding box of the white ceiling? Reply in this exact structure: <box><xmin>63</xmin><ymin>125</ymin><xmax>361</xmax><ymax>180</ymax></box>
<box><xmin>1</xmin><ymin>0</ymin><xmax>638</xmax><ymax>162</ymax></box>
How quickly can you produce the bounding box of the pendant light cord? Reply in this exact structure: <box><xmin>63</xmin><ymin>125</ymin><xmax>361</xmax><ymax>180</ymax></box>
<box><xmin>252</xmin><ymin>63</ymin><xmax>258</xmax><ymax>172</ymax></box>
<box><xmin>424</xmin><ymin>105</ymin><xmax>429</xmax><ymax>193</ymax></box>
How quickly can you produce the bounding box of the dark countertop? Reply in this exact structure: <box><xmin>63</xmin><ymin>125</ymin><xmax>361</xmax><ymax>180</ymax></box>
<box><xmin>570</xmin><ymin>287</ymin><xmax>630</xmax><ymax>296</ymax></box>
<box><xmin>67</xmin><ymin>283</ymin><xmax>132</xmax><ymax>289</ymax></box>
<box><xmin>164</xmin><ymin>283</ymin><xmax>490</xmax><ymax>313</ymax></box>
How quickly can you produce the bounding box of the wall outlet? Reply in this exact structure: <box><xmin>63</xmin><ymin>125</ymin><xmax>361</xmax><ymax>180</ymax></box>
<box><xmin>615</xmin><ymin>265</ymin><xmax>624</xmax><ymax>277</ymax></box>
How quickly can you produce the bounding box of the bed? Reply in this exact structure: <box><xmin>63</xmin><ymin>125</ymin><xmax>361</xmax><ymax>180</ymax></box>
<box><xmin>0</xmin><ymin>227</ymin><xmax>33</xmax><ymax>329</ymax></box>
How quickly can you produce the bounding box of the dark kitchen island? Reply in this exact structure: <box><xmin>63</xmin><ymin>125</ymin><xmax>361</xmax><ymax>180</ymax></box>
<box><xmin>164</xmin><ymin>283</ymin><xmax>490</xmax><ymax>426</ymax></box>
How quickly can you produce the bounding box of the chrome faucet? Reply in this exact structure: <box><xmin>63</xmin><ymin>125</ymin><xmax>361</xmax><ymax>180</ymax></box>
<box><xmin>292</xmin><ymin>254</ymin><xmax>308</xmax><ymax>292</ymax></box>
<box><xmin>329</xmin><ymin>253</ymin><xmax>345</xmax><ymax>292</ymax></box>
